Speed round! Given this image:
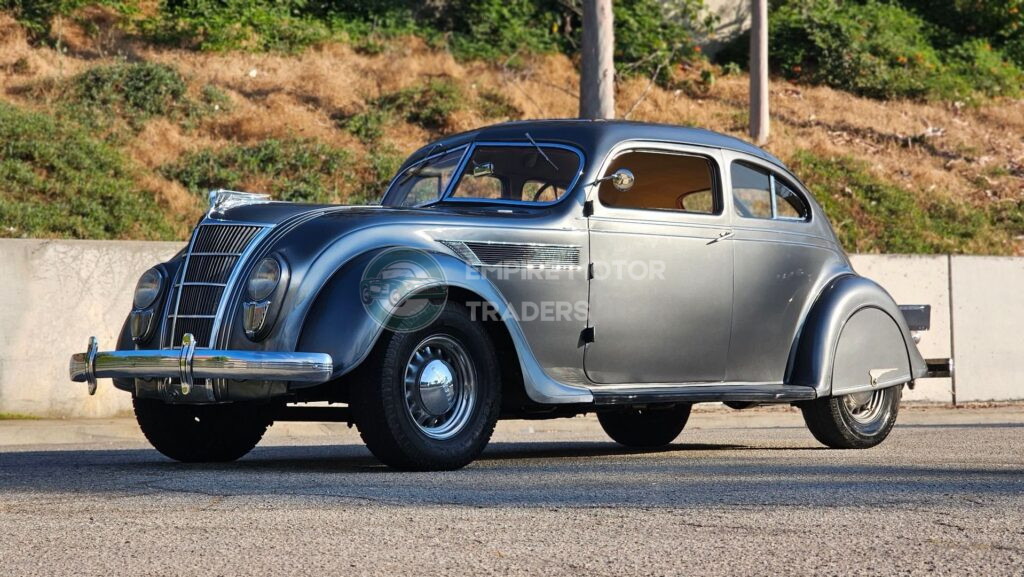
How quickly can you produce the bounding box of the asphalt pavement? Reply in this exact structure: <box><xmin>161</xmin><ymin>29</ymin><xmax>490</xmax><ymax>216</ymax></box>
<box><xmin>1</xmin><ymin>405</ymin><xmax>1022</xmax><ymax>576</ymax></box>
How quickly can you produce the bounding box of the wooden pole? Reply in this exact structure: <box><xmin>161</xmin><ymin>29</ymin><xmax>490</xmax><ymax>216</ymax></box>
<box><xmin>750</xmin><ymin>0</ymin><xmax>769</xmax><ymax>144</ymax></box>
<box><xmin>579</xmin><ymin>0</ymin><xmax>615</xmax><ymax>119</ymax></box>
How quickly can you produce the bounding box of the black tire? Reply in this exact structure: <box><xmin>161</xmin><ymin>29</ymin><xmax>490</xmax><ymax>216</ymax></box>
<box><xmin>133</xmin><ymin>398</ymin><xmax>271</xmax><ymax>462</ymax></box>
<box><xmin>597</xmin><ymin>404</ymin><xmax>693</xmax><ymax>448</ymax></box>
<box><xmin>800</xmin><ymin>385</ymin><xmax>902</xmax><ymax>449</ymax></box>
<box><xmin>350</xmin><ymin>302</ymin><xmax>501</xmax><ymax>471</ymax></box>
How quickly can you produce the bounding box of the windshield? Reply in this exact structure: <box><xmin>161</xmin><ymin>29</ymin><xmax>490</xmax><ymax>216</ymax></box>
<box><xmin>384</xmin><ymin>143</ymin><xmax>582</xmax><ymax>207</ymax></box>
<box><xmin>448</xmin><ymin>145</ymin><xmax>580</xmax><ymax>203</ymax></box>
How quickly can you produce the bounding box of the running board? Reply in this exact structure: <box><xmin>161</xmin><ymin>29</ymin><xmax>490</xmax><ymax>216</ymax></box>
<box><xmin>590</xmin><ymin>384</ymin><xmax>817</xmax><ymax>406</ymax></box>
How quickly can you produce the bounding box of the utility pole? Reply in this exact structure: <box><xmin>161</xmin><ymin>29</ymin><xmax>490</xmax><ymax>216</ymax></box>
<box><xmin>579</xmin><ymin>0</ymin><xmax>615</xmax><ymax>119</ymax></box>
<box><xmin>750</xmin><ymin>0</ymin><xmax>769</xmax><ymax>144</ymax></box>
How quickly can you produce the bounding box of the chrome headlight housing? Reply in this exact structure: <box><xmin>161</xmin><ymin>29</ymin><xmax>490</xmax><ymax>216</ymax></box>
<box><xmin>133</xmin><ymin>267</ymin><xmax>164</xmax><ymax>310</ymax></box>
<box><xmin>247</xmin><ymin>257</ymin><xmax>282</xmax><ymax>302</ymax></box>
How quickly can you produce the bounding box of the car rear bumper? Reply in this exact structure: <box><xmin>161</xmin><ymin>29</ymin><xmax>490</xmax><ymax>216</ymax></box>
<box><xmin>69</xmin><ymin>334</ymin><xmax>333</xmax><ymax>396</ymax></box>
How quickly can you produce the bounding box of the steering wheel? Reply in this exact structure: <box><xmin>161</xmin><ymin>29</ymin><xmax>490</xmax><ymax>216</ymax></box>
<box><xmin>531</xmin><ymin>182</ymin><xmax>555</xmax><ymax>202</ymax></box>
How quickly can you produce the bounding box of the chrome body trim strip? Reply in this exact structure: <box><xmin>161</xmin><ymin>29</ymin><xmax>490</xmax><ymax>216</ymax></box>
<box><xmin>589</xmin><ymin>383</ymin><xmax>817</xmax><ymax>405</ymax></box>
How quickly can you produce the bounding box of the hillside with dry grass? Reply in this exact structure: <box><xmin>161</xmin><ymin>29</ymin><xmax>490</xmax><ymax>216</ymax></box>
<box><xmin>1</xmin><ymin>8</ymin><xmax>1022</xmax><ymax>253</ymax></box>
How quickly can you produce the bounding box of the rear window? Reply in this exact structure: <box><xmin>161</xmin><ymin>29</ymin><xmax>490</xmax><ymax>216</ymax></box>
<box><xmin>731</xmin><ymin>162</ymin><xmax>810</xmax><ymax>221</ymax></box>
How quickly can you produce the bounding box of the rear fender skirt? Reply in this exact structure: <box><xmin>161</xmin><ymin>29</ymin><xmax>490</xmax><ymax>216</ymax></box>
<box><xmin>787</xmin><ymin>274</ymin><xmax>928</xmax><ymax>397</ymax></box>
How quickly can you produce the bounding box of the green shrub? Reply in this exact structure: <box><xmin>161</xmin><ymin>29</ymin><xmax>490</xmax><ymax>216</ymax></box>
<box><xmin>134</xmin><ymin>0</ymin><xmax>710</xmax><ymax>82</ymax></box>
<box><xmin>68</xmin><ymin>61</ymin><xmax>188</xmax><ymax>122</ymax></box>
<box><xmin>0</xmin><ymin>102</ymin><xmax>174</xmax><ymax>239</ymax></box>
<box><xmin>377</xmin><ymin>78</ymin><xmax>464</xmax><ymax>130</ymax></box>
<box><xmin>898</xmin><ymin>0</ymin><xmax>1024</xmax><ymax>64</ymax></box>
<box><xmin>720</xmin><ymin>0</ymin><xmax>1023</xmax><ymax>102</ymax></box>
<box><xmin>162</xmin><ymin>139</ymin><xmax>353</xmax><ymax>204</ymax></box>
<box><xmin>943</xmin><ymin>39</ymin><xmax>1024</xmax><ymax>99</ymax></box>
<box><xmin>141</xmin><ymin>0</ymin><xmax>331</xmax><ymax>52</ymax></box>
<box><xmin>769</xmin><ymin>1</ymin><xmax>946</xmax><ymax>100</ymax></box>
<box><xmin>343</xmin><ymin>108</ymin><xmax>391</xmax><ymax>144</ymax></box>
<box><xmin>0</xmin><ymin>0</ymin><xmax>136</xmax><ymax>42</ymax></box>
<box><xmin>477</xmin><ymin>90</ymin><xmax>521</xmax><ymax>120</ymax></box>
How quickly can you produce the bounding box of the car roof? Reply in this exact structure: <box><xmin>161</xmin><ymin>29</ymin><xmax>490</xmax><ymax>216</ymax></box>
<box><xmin>401</xmin><ymin>119</ymin><xmax>787</xmax><ymax>171</ymax></box>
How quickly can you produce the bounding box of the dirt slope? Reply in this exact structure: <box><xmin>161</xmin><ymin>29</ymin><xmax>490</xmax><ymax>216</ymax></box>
<box><xmin>1</xmin><ymin>11</ymin><xmax>1021</xmax><ymax>253</ymax></box>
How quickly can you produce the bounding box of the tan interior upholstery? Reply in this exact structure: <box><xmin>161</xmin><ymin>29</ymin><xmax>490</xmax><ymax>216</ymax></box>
<box><xmin>600</xmin><ymin>151</ymin><xmax>714</xmax><ymax>211</ymax></box>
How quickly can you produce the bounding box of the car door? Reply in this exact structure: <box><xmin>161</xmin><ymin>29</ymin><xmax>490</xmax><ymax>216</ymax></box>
<box><xmin>584</xmin><ymin>144</ymin><xmax>734</xmax><ymax>384</ymax></box>
<box><xmin>724</xmin><ymin>155</ymin><xmax>842</xmax><ymax>383</ymax></box>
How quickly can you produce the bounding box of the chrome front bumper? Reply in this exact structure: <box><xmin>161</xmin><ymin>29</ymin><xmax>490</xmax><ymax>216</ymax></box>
<box><xmin>69</xmin><ymin>334</ymin><xmax>334</xmax><ymax>396</ymax></box>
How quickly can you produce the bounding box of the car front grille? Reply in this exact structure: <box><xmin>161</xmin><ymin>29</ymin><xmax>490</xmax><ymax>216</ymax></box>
<box><xmin>164</xmin><ymin>223</ymin><xmax>267</xmax><ymax>348</ymax></box>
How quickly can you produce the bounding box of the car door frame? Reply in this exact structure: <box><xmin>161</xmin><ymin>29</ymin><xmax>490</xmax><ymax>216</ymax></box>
<box><xmin>582</xmin><ymin>140</ymin><xmax>736</xmax><ymax>385</ymax></box>
<box><xmin>720</xmin><ymin>150</ymin><xmax>850</xmax><ymax>384</ymax></box>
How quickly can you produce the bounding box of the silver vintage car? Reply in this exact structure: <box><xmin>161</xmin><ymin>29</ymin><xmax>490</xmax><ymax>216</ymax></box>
<box><xmin>70</xmin><ymin>121</ymin><xmax>950</xmax><ymax>470</ymax></box>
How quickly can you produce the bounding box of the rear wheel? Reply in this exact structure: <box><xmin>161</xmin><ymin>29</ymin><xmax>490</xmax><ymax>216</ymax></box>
<box><xmin>351</xmin><ymin>303</ymin><xmax>501</xmax><ymax>470</ymax></box>
<box><xmin>800</xmin><ymin>385</ymin><xmax>902</xmax><ymax>449</ymax></box>
<box><xmin>597</xmin><ymin>404</ymin><xmax>692</xmax><ymax>447</ymax></box>
<box><xmin>133</xmin><ymin>398</ymin><xmax>271</xmax><ymax>462</ymax></box>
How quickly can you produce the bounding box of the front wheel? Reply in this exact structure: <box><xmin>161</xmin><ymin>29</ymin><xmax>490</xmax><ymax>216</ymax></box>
<box><xmin>800</xmin><ymin>385</ymin><xmax>902</xmax><ymax>449</ymax></box>
<box><xmin>597</xmin><ymin>404</ymin><xmax>692</xmax><ymax>447</ymax></box>
<box><xmin>351</xmin><ymin>302</ymin><xmax>501</xmax><ymax>470</ymax></box>
<box><xmin>133</xmin><ymin>398</ymin><xmax>272</xmax><ymax>462</ymax></box>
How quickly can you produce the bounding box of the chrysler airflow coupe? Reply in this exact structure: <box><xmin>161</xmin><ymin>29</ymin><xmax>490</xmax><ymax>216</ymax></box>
<box><xmin>70</xmin><ymin>120</ymin><xmax>952</xmax><ymax>470</ymax></box>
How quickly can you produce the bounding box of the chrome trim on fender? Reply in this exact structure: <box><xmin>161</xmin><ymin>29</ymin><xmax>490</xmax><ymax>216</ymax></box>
<box><xmin>69</xmin><ymin>335</ymin><xmax>334</xmax><ymax>390</ymax></box>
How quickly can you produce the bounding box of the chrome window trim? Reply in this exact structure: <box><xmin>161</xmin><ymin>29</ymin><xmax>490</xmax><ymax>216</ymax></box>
<box><xmin>592</xmin><ymin>147</ymin><xmax>725</xmax><ymax>217</ymax></box>
<box><xmin>439</xmin><ymin>141</ymin><xmax>586</xmax><ymax>207</ymax></box>
<box><xmin>589</xmin><ymin>140</ymin><xmax>729</xmax><ymax>223</ymax></box>
<box><xmin>729</xmin><ymin>158</ymin><xmax>812</xmax><ymax>224</ymax></box>
<box><xmin>383</xmin><ymin>144</ymin><xmax>471</xmax><ymax>207</ymax></box>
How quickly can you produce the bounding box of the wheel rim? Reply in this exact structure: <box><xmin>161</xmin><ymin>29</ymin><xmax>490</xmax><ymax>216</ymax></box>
<box><xmin>844</xmin><ymin>389</ymin><xmax>886</xmax><ymax>424</ymax></box>
<box><xmin>403</xmin><ymin>335</ymin><xmax>477</xmax><ymax>440</ymax></box>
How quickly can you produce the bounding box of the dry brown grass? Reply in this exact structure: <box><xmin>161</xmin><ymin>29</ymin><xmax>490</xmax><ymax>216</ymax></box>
<box><xmin>1</xmin><ymin>12</ymin><xmax>1021</xmax><ymax>250</ymax></box>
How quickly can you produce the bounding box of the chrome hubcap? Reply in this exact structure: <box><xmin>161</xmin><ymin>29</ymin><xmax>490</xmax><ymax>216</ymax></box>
<box><xmin>844</xmin><ymin>389</ymin><xmax>885</xmax><ymax>423</ymax></box>
<box><xmin>403</xmin><ymin>336</ymin><xmax>476</xmax><ymax>440</ymax></box>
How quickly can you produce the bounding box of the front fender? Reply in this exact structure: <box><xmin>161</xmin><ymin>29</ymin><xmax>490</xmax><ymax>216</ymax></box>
<box><xmin>788</xmin><ymin>274</ymin><xmax>927</xmax><ymax>397</ymax></box>
<box><xmin>296</xmin><ymin>249</ymin><xmax>593</xmax><ymax>404</ymax></box>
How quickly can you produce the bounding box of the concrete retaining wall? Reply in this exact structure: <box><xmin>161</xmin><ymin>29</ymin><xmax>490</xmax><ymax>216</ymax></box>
<box><xmin>0</xmin><ymin>239</ymin><xmax>1020</xmax><ymax>417</ymax></box>
<box><xmin>0</xmin><ymin>239</ymin><xmax>182</xmax><ymax>418</ymax></box>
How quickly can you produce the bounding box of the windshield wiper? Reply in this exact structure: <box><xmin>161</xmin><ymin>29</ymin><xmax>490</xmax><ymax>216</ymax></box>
<box><xmin>397</xmin><ymin>143</ymin><xmax>446</xmax><ymax>186</ymax></box>
<box><xmin>525</xmin><ymin>132</ymin><xmax>558</xmax><ymax>172</ymax></box>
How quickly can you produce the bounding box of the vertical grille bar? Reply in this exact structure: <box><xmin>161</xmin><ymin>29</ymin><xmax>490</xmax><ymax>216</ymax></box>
<box><xmin>165</xmin><ymin>223</ymin><xmax>266</xmax><ymax>348</ymax></box>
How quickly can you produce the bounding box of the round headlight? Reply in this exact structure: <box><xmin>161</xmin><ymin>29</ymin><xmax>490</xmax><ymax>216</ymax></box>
<box><xmin>247</xmin><ymin>257</ymin><xmax>281</xmax><ymax>302</ymax></box>
<box><xmin>133</xmin><ymin>267</ymin><xmax>163</xmax><ymax>310</ymax></box>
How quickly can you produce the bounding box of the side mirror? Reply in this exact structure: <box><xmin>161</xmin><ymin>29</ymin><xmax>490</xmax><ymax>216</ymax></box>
<box><xmin>609</xmin><ymin>168</ymin><xmax>635</xmax><ymax>192</ymax></box>
<box><xmin>590</xmin><ymin>168</ymin><xmax>635</xmax><ymax>192</ymax></box>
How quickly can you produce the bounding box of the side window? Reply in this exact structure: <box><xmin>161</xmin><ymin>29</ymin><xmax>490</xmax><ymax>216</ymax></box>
<box><xmin>774</xmin><ymin>177</ymin><xmax>810</xmax><ymax>220</ymax></box>
<box><xmin>730</xmin><ymin>162</ymin><xmax>772</xmax><ymax>219</ymax></box>
<box><xmin>407</xmin><ymin>177</ymin><xmax>441</xmax><ymax>205</ymax></box>
<box><xmin>388</xmin><ymin>147</ymin><xmax>465</xmax><ymax>207</ymax></box>
<box><xmin>599</xmin><ymin>151</ymin><xmax>718</xmax><ymax>214</ymax></box>
<box><xmin>731</xmin><ymin>161</ymin><xmax>810</xmax><ymax>222</ymax></box>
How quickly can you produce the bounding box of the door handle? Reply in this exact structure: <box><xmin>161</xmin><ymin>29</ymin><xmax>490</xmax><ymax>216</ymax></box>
<box><xmin>707</xmin><ymin>230</ymin><xmax>734</xmax><ymax>245</ymax></box>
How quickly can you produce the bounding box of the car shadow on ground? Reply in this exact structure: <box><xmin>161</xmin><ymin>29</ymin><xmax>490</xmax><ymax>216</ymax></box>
<box><xmin>2</xmin><ymin>440</ymin><xmax>1022</xmax><ymax>509</ymax></box>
